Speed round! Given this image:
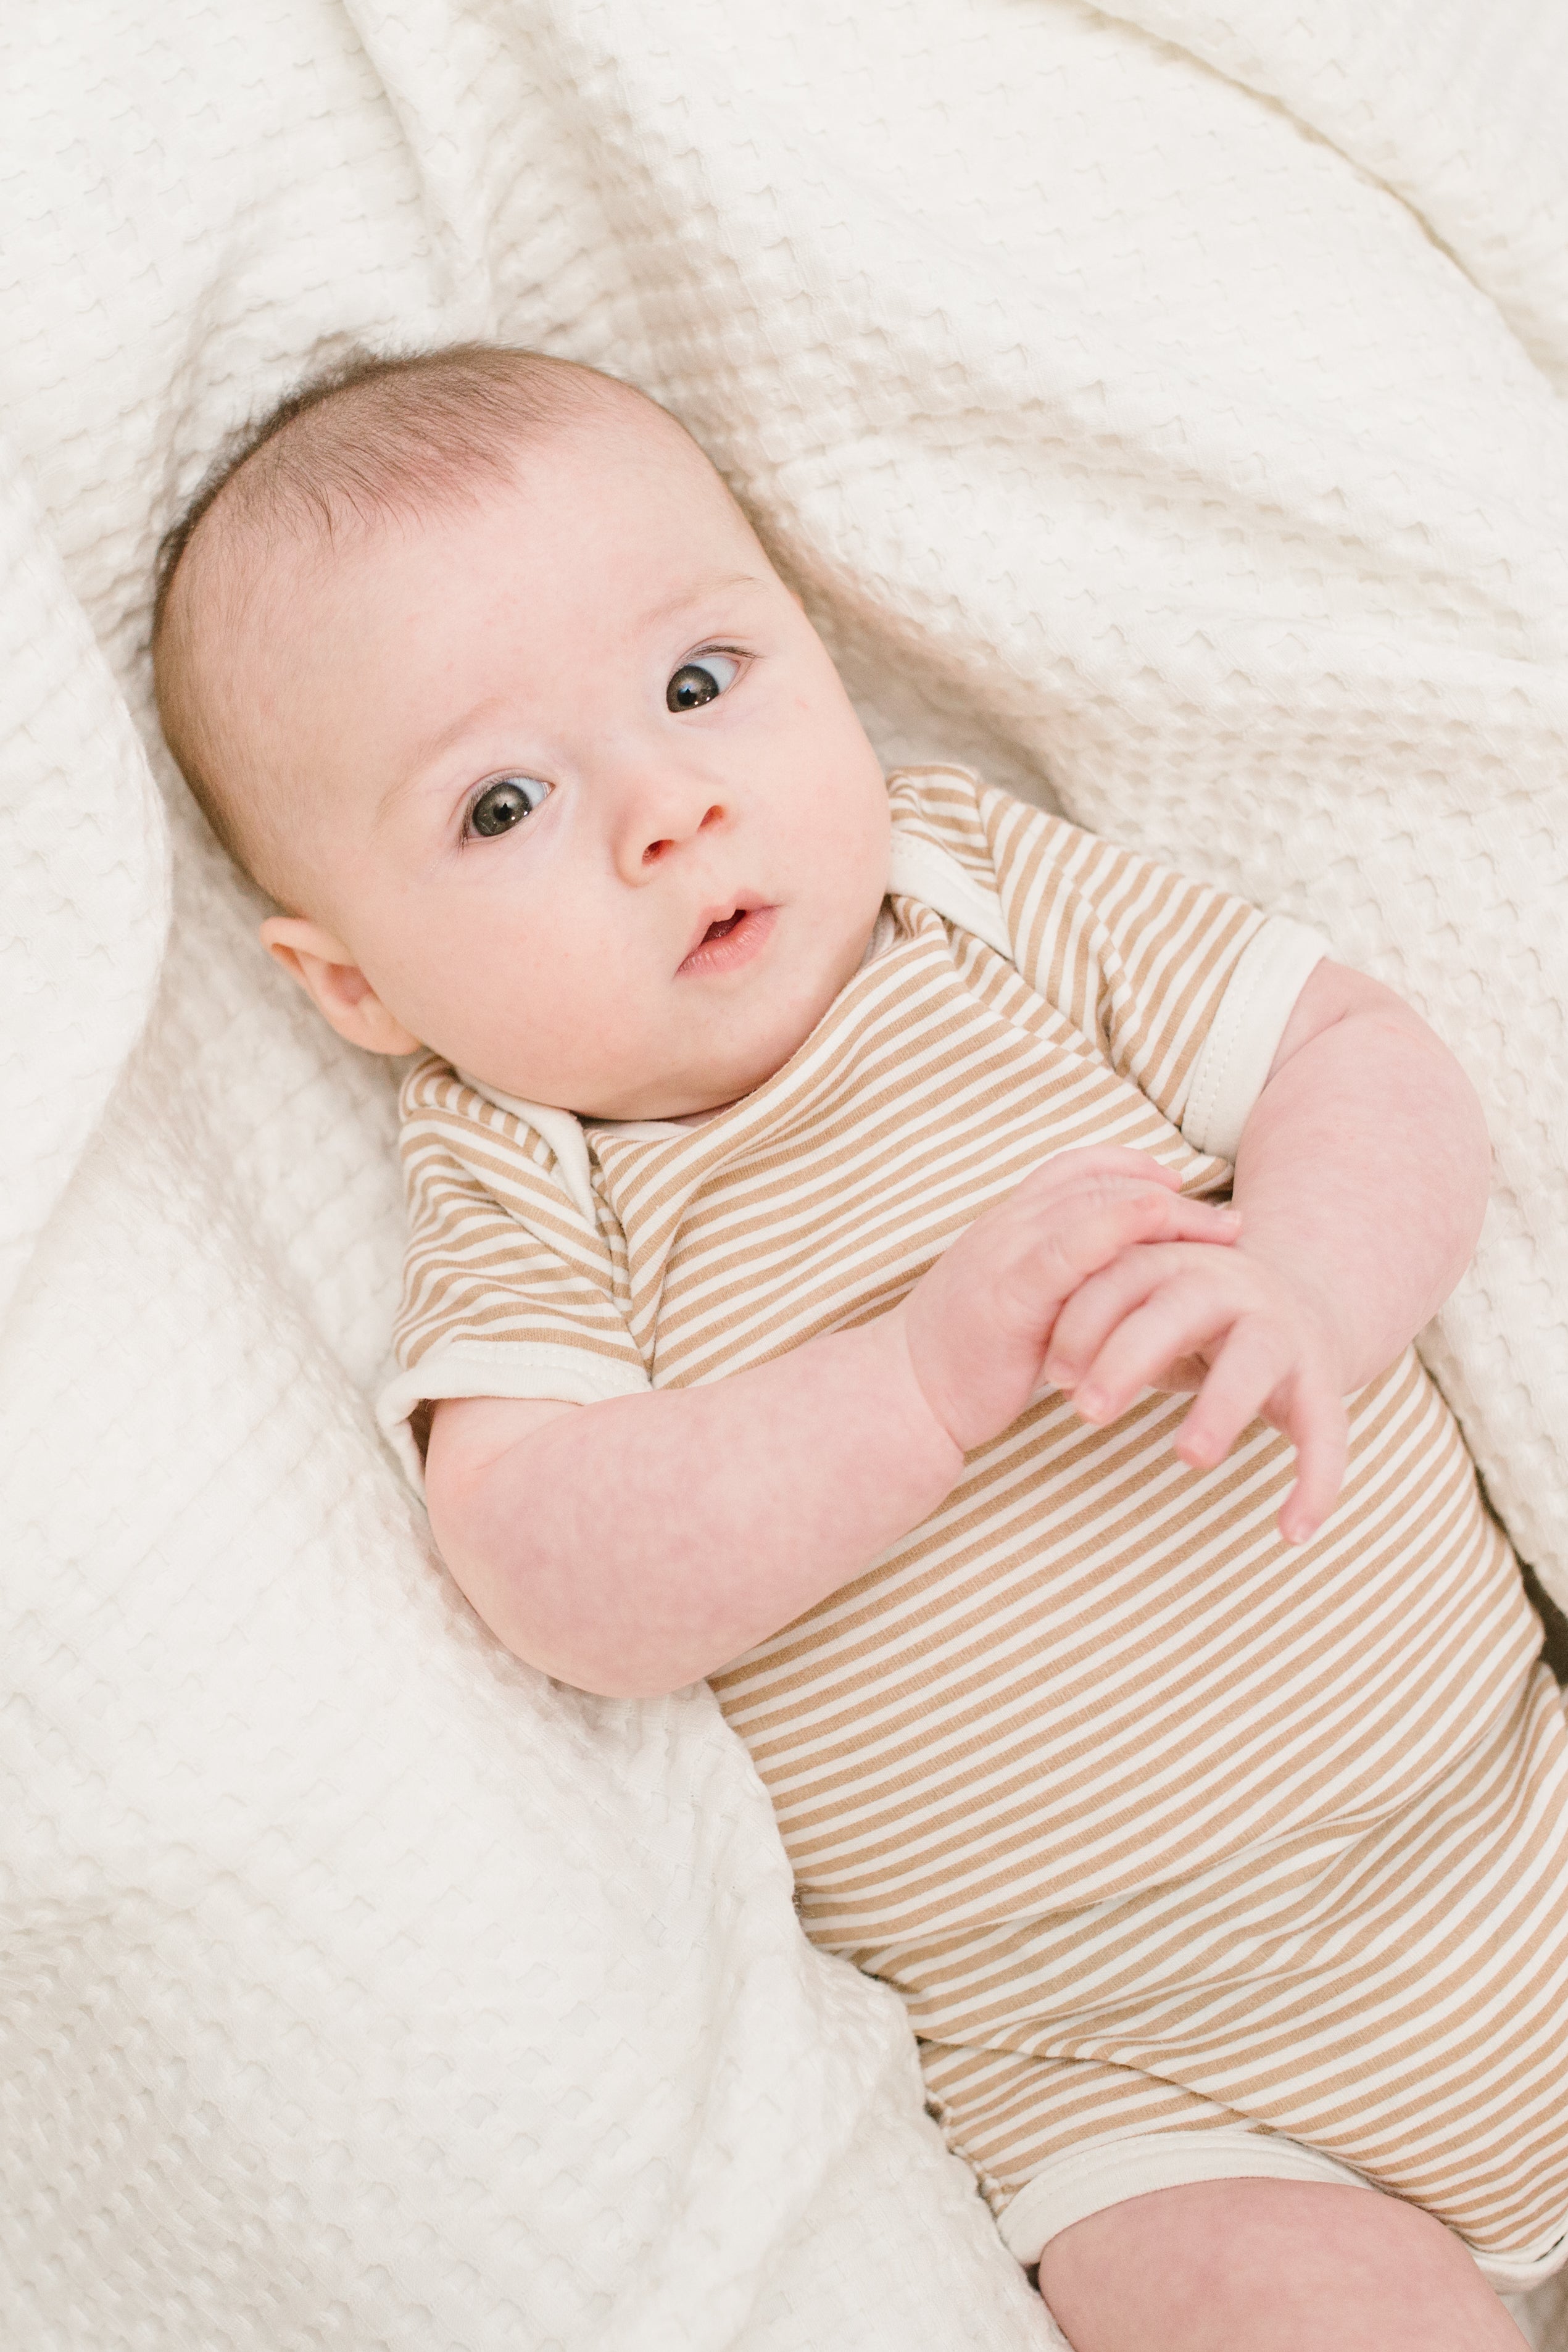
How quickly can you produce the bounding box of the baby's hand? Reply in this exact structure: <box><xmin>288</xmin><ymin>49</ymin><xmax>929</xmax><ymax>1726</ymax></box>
<box><xmin>1042</xmin><ymin>1239</ymin><xmax>1348</xmax><ymax>1544</ymax></box>
<box><xmin>898</xmin><ymin>1148</ymin><xmax>1240</xmax><ymax>1461</ymax></box>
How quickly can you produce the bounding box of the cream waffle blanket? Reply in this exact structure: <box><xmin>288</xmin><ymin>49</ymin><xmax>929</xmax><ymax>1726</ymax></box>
<box><xmin>2</xmin><ymin>4</ymin><xmax>1566</xmax><ymax>2348</ymax></box>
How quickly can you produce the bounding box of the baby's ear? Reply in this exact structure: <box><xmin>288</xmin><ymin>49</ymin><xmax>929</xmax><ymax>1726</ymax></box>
<box><xmin>259</xmin><ymin>916</ymin><xmax>422</xmax><ymax>1057</ymax></box>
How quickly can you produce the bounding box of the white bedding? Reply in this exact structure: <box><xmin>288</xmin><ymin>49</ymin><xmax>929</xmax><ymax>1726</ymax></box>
<box><xmin>2</xmin><ymin>3</ymin><xmax>1566</xmax><ymax>2345</ymax></box>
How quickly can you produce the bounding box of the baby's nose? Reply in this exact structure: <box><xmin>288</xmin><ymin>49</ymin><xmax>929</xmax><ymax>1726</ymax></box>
<box><xmin>640</xmin><ymin>800</ymin><xmax>726</xmax><ymax>867</ymax></box>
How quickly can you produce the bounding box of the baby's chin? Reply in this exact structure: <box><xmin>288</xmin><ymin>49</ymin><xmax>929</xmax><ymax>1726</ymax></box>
<box><xmin>479</xmin><ymin>913</ymin><xmax>881</xmax><ymax>1121</ymax></box>
<box><xmin>562</xmin><ymin>1031</ymin><xmax>816</xmax><ymax>1124</ymax></box>
<box><xmin>460</xmin><ymin>1035</ymin><xmax>795</xmax><ymax>1124</ymax></box>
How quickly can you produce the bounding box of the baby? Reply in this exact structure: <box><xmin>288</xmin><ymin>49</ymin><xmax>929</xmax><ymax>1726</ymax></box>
<box><xmin>154</xmin><ymin>344</ymin><xmax>1568</xmax><ymax>2351</ymax></box>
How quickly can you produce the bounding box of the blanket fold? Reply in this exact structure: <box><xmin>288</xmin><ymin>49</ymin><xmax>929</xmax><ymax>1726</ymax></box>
<box><xmin>2</xmin><ymin>4</ymin><xmax>1565</xmax><ymax>2345</ymax></box>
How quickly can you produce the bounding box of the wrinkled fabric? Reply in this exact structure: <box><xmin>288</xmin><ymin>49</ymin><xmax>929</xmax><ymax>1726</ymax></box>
<box><xmin>2</xmin><ymin>4</ymin><xmax>1566</xmax><ymax>2346</ymax></box>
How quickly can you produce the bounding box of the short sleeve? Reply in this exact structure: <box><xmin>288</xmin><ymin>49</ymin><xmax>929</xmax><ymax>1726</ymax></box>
<box><xmin>375</xmin><ymin>1057</ymin><xmax>649</xmax><ymax>1490</ymax></box>
<box><xmin>975</xmin><ymin>783</ymin><xmax>1327</xmax><ymax>1155</ymax></box>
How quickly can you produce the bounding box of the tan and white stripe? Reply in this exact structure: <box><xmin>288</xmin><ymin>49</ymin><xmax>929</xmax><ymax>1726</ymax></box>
<box><xmin>385</xmin><ymin>767</ymin><xmax>1568</xmax><ymax>2263</ymax></box>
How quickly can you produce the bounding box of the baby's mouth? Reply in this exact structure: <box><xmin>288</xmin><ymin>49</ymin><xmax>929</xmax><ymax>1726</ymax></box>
<box><xmin>678</xmin><ymin>901</ymin><xmax>778</xmax><ymax>975</ymax></box>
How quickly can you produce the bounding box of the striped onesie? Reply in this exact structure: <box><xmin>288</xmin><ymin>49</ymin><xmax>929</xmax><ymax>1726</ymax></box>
<box><xmin>380</xmin><ymin>767</ymin><xmax>1568</xmax><ymax>2287</ymax></box>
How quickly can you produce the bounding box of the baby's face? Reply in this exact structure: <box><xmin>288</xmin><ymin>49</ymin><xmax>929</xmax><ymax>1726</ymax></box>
<box><xmin>244</xmin><ymin>408</ymin><xmax>891</xmax><ymax>1119</ymax></box>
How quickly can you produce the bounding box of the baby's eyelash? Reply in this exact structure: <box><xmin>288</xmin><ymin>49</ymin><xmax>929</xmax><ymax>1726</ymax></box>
<box><xmin>462</xmin><ymin>772</ymin><xmax>554</xmax><ymax>842</ymax></box>
<box><xmin>666</xmin><ymin>644</ymin><xmax>750</xmax><ymax>714</ymax></box>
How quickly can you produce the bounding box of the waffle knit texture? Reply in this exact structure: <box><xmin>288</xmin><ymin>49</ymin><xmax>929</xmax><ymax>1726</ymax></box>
<box><xmin>4</xmin><ymin>4</ymin><xmax>1568</xmax><ymax>2348</ymax></box>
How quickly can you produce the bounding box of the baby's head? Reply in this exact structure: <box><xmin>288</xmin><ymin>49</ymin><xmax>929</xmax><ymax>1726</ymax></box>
<box><xmin>154</xmin><ymin>345</ymin><xmax>890</xmax><ymax>1120</ymax></box>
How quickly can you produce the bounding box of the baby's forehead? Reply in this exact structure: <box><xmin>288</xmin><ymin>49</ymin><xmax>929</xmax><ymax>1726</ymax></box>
<box><xmin>225</xmin><ymin>393</ymin><xmax>728</xmax><ymax>608</ymax></box>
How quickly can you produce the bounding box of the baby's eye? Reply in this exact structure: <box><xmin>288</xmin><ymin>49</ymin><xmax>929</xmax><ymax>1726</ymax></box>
<box><xmin>467</xmin><ymin>774</ymin><xmax>552</xmax><ymax>838</ymax></box>
<box><xmin>666</xmin><ymin>652</ymin><xmax>740</xmax><ymax>712</ymax></box>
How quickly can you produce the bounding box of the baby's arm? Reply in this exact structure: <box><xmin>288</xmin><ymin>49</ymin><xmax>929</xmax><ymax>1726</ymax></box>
<box><xmin>424</xmin><ymin>1151</ymin><xmax>1238</xmax><ymax>1695</ymax></box>
<box><xmin>1043</xmin><ymin>961</ymin><xmax>1491</xmax><ymax>1541</ymax></box>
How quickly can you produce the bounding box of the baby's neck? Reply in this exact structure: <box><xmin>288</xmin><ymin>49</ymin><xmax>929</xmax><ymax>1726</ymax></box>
<box><xmin>587</xmin><ymin>1099</ymin><xmax>736</xmax><ymax>1130</ymax></box>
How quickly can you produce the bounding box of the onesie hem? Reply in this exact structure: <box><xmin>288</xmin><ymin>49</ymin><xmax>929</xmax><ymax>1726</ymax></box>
<box><xmin>376</xmin><ymin>1342</ymin><xmax>651</xmax><ymax>1492</ymax></box>
<box><xmin>1181</xmin><ymin>916</ymin><xmax>1329</xmax><ymax>1160</ymax></box>
<box><xmin>996</xmin><ymin>2125</ymin><xmax>1568</xmax><ymax>2294</ymax></box>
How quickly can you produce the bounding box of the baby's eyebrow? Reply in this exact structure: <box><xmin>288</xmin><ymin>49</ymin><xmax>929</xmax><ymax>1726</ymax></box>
<box><xmin>377</xmin><ymin>696</ymin><xmax>517</xmax><ymax>825</ymax></box>
<box><xmin>637</xmin><ymin>571</ymin><xmax>766</xmax><ymax>631</ymax></box>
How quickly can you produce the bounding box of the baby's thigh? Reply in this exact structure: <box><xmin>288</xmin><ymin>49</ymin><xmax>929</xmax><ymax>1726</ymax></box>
<box><xmin>1037</xmin><ymin>2179</ymin><xmax>1526</xmax><ymax>2352</ymax></box>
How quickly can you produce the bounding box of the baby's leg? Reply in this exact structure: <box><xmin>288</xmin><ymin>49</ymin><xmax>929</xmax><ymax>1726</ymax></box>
<box><xmin>1037</xmin><ymin>2179</ymin><xmax>1527</xmax><ymax>2351</ymax></box>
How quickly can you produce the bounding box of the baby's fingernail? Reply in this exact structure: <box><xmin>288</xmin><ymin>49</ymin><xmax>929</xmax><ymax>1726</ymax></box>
<box><xmin>1077</xmin><ymin>1387</ymin><xmax>1106</xmax><ymax>1421</ymax></box>
<box><xmin>1045</xmin><ymin>1360</ymin><xmax>1072</xmax><ymax>1387</ymax></box>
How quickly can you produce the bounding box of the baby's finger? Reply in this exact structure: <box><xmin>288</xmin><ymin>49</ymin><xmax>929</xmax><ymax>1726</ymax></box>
<box><xmin>1014</xmin><ymin>1150</ymin><xmax>1201</xmax><ymax>1226</ymax></box>
<box><xmin>1023</xmin><ymin>1147</ymin><xmax>1186</xmax><ymax>1200</ymax></box>
<box><xmin>1044</xmin><ymin>1247</ymin><xmax>1188</xmax><ymax>1392</ymax></box>
<box><xmin>1176</xmin><ymin>1326</ymin><xmax>1349</xmax><ymax>1543</ymax></box>
<box><xmin>1272</xmin><ymin>1373</ymin><xmax>1350</xmax><ymax>1546</ymax></box>
<box><xmin>1170</xmin><ymin>1313</ymin><xmax>1296</xmax><ymax>1471</ymax></box>
<box><xmin>1064</xmin><ymin>1271</ymin><xmax>1242</xmax><ymax>1426</ymax></box>
<box><xmin>1027</xmin><ymin>1195</ymin><xmax>1239</xmax><ymax>1319</ymax></box>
